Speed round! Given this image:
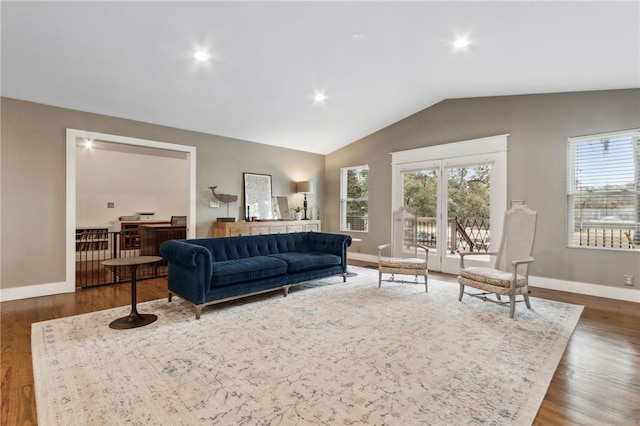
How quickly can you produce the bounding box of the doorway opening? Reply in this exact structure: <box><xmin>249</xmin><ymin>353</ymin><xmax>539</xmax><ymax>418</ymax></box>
<box><xmin>66</xmin><ymin>129</ymin><xmax>196</xmax><ymax>293</ymax></box>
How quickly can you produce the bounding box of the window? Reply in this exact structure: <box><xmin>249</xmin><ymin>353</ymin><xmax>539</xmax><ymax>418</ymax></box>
<box><xmin>567</xmin><ymin>129</ymin><xmax>640</xmax><ymax>250</ymax></box>
<box><xmin>341</xmin><ymin>165</ymin><xmax>369</xmax><ymax>232</ymax></box>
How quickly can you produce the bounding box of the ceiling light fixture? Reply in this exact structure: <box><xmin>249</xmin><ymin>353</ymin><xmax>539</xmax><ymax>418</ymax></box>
<box><xmin>313</xmin><ymin>93</ymin><xmax>327</xmax><ymax>103</ymax></box>
<box><xmin>194</xmin><ymin>51</ymin><xmax>209</xmax><ymax>61</ymax></box>
<box><xmin>85</xmin><ymin>139</ymin><xmax>93</xmax><ymax>148</ymax></box>
<box><xmin>453</xmin><ymin>38</ymin><xmax>470</xmax><ymax>48</ymax></box>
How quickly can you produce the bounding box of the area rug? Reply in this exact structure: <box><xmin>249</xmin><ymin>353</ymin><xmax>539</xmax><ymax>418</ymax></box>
<box><xmin>32</xmin><ymin>266</ymin><xmax>582</xmax><ymax>425</ymax></box>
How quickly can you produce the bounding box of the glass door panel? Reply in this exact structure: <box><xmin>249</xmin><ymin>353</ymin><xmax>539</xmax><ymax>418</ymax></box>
<box><xmin>401</xmin><ymin>167</ymin><xmax>441</xmax><ymax>271</ymax></box>
<box><xmin>442</xmin><ymin>163</ymin><xmax>492</xmax><ymax>273</ymax></box>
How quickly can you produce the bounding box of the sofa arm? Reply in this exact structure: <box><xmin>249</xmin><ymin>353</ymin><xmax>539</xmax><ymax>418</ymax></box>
<box><xmin>160</xmin><ymin>240</ymin><xmax>213</xmax><ymax>305</ymax></box>
<box><xmin>160</xmin><ymin>240</ymin><xmax>212</xmax><ymax>269</ymax></box>
<box><xmin>308</xmin><ymin>232</ymin><xmax>352</xmax><ymax>271</ymax></box>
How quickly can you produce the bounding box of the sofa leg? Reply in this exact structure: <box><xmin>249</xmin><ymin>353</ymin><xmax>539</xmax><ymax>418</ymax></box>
<box><xmin>168</xmin><ymin>291</ymin><xmax>173</xmax><ymax>302</ymax></box>
<box><xmin>283</xmin><ymin>286</ymin><xmax>289</xmax><ymax>297</ymax></box>
<box><xmin>194</xmin><ymin>305</ymin><xmax>203</xmax><ymax>320</ymax></box>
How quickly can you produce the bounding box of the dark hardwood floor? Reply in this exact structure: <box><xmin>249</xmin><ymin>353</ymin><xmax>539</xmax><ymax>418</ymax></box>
<box><xmin>1</xmin><ymin>263</ymin><xmax>638</xmax><ymax>425</ymax></box>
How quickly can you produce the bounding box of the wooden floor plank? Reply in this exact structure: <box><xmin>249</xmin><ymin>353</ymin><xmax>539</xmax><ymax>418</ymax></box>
<box><xmin>1</xmin><ymin>266</ymin><xmax>638</xmax><ymax>425</ymax></box>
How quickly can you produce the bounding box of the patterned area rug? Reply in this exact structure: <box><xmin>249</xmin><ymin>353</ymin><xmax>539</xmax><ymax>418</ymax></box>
<box><xmin>32</xmin><ymin>266</ymin><xmax>582</xmax><ymax>425</ymax></box>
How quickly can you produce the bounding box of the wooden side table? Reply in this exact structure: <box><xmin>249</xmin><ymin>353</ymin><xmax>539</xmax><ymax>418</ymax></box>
<box><xmin>102</xmin><ymin>256</ymin><xmax>163</xmax><ymax>329</ymax></box>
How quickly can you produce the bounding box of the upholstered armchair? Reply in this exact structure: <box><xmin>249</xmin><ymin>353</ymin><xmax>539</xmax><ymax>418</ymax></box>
<box><xmin>378</xmin><ymin>207</ymin><xmax>428</xmax><ymax>292</ymax></box>
<box><xmin>457</xmin><ymin>204</ymin><xmax>537</xmax><ymax>318</ymax></box>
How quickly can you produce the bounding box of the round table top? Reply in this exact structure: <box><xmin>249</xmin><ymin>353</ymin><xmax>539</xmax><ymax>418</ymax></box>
<box><xmin>102</xmin><ymin>256</ymin><xmax>163</xmax><ymax>267</ymax></box>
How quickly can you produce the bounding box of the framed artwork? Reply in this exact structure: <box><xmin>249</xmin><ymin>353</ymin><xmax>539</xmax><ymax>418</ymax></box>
<box><xmin>243</xmin><ymin>173</ymin><xmax>273</xmax><ymax>220</ymax></box>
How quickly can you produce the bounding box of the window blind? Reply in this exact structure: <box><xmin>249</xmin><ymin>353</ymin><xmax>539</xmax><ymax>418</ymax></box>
<box><xmin>567</xmin><ymin>129</ymin><xmax>639</xmax><ymax>249</ymax></box>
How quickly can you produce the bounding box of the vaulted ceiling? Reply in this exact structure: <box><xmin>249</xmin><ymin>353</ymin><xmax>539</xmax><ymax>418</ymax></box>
<box><xmin>2</xmin><ymin>1</ymin><xmax>638</xmax><ymax>154</ymax></box>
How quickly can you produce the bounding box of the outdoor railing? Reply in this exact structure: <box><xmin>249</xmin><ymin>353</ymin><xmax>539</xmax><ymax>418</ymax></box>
<box><xmin>416</xmin><ymin>216</ymin><xmax>491</xmax><ymax>254</ymax></box>
<box><xmin>573</xmin><ymin>222</ymin><xmax>638</xmax><ymax>249</ymax></box>
<box><xmin>346</xmin><ymin>215</ymin><xmax>368</xmax><ymax>232</ymax></box>
<box><xmin>416</xmin><ymin>217</ymin><xmax>638</xmax><ymax>252</ymax></box>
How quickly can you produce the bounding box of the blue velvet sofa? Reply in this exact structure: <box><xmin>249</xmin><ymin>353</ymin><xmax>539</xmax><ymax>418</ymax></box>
<box><xmin>160</xmin><ymin>232</ymin><xmax>352</xmax><ymax>319</ymax></box>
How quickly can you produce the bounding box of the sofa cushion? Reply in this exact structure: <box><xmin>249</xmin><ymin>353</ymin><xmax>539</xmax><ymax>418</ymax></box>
<box><xmin>269</xmin><ymin>252</ymin><xmax>341</xmax><ymax>273</ymax></box>
<box><xmin>211</xmin><ymin>256</ymin><xmax>288</xmax><ymax>287</ymax></box>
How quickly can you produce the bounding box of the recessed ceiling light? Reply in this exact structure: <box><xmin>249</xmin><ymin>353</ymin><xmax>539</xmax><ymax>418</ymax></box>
<box><xmin>314</xmin><ymin>93</ymin><xmax>327</xmax><ymax>103</ymax></box>
<box><xmin>194</xmin><ymin>51</ymin><xmax>209</xmax><ymax>61</ymax></box>
<box><xmin>453</xmin><ymin>38</ymin><xmax>470</xmax><ymax>48</ymax></box>
<box><xmin>85</xmin><ymin>139</ymin><xmax>93</xmax><ymax>148</ymax></box>
<box><xmin>352</xmin><ymin>32</ymin><xmax>365</xmax><ymax>40</ymax></box>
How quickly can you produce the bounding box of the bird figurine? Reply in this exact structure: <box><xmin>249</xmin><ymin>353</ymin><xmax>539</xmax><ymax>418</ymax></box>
<box><xmin>209</xmin><ymin>186</ymin><xmax>238</xmax><ymax>204</ymax></box>
<box><xmin>209</xmin><ymin>186</ymin><xmax>238</xmax><ymax>218</ymax></box>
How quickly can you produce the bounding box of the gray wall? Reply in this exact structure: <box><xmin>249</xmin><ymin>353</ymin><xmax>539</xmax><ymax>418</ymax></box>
<box><xmin>325</xmin><ymin>89</ymin><xmax>640</xmax><ymax>289</ymax></box>
<box><xmin>1</xmin><ymin>97</ymin><xmax>324</xmax><ymax>290</ymax></box>
<box><xmin>3</xmin><ymin>90</ymin><xmax>639</xmax><ymax>294</ymax></box>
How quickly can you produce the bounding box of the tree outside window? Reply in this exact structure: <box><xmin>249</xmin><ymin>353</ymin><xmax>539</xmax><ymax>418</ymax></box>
<box><xmin>341</xmin><ymin>165</ymin><xmax>369</xmax><ymax>232</ymax></box>
<box><xmin>402</xmin><ymin>166</ymin><xmax>490</xmax><ymax>220</ymax></box>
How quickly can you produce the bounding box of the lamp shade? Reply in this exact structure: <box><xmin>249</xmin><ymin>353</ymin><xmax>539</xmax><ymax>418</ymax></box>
<box><xmin>296</xmin><ymin>181</ymin><xmax>312</xmax><ymax>193</ymax></box>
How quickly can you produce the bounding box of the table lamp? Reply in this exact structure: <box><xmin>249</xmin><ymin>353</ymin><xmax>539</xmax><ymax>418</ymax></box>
<box><xmin>296</xmin><ymin>181</ymin><xmax>312</xmax><ymax>220</ymax></box>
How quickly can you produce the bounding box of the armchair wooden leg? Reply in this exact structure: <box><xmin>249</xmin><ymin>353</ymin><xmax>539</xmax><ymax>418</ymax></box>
<box><xmin>509</xmin><ymin>295</ymin><xmax>516</xmax><ymax>318</ymax></box>
<box><xmin>458</xmin><ymin>283</ymin><xmax>465</xmax><ymax>301</ymax></box>
<box><xmin>378</xmin><ymin>272</ymin><xmax>382</xmax><ymax>288</ymax></box>
<box><xmin>523</xmin><ymin>292</ymin><xmax>531</xmax><ymax>309</ymax></box>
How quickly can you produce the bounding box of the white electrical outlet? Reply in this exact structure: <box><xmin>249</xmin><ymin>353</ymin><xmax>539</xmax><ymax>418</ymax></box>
<box><xmin>209</xmin><ymin>201</ymin><xmax>219</xmax><ymax>208</ymax></box>
<box><xmin>624</xmin><ymin>275</ymin><xmax>634</xmax><ymax>286</ymax></box>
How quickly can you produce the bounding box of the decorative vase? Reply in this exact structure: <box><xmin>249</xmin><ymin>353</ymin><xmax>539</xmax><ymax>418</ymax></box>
<box><xmin>295</xmin><ymin>212</ymin><xmax>303</xmax><ymax>220</ymax></box>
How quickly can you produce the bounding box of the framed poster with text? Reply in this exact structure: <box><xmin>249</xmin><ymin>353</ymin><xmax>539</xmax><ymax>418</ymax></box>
<box><xmin>243</xmin><ymin>172</ymin><xmax>273</xmax><ymax>220</ymax></box>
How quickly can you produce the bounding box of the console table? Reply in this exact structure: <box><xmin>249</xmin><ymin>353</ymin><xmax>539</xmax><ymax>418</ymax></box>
<box><xmin>213</xmin><ymin>220</ymin><xmax>321</xmax><ymax>237</ymax></box>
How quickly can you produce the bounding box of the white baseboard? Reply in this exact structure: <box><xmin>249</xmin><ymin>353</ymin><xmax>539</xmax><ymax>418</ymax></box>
<box><xmin>0</xmin><ymin>281</ymin><xmax>74</xmax><ymax>302</ymax></box>
<box><xmin>529</xmin><ymin>276</ymin><xmax>639</xmax><ymax>303</ymax></box>
<box><xmin>349</xmin><ymin>252</ymin><xmax>378</xmax><ymax>263</ymax></box>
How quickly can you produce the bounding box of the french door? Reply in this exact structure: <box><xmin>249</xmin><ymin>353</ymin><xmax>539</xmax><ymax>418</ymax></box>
<box><xmin>391</xmin><ymin>135</ymin><xmax>507</xmax><ymax>274</ymax></box>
